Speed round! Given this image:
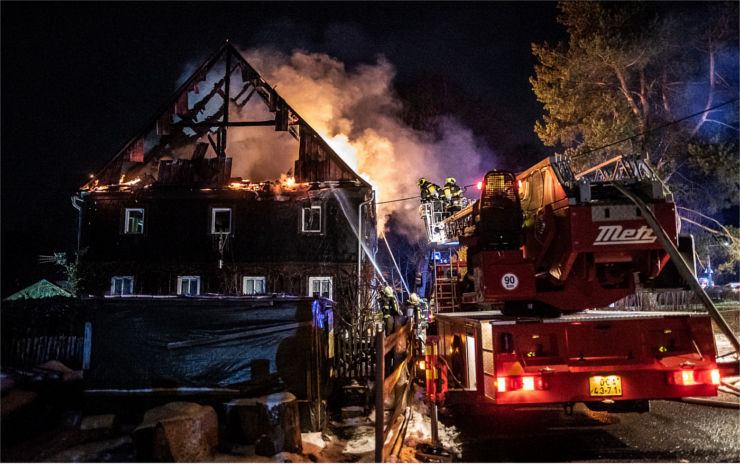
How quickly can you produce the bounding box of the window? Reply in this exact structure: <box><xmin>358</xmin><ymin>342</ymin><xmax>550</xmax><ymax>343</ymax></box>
<box><xmin>211</xmin><ymin>208</ymin><xmax>232</xmax><ymax>234</ymax></box>
<box><xmin>177</xmin><ymin>276</ymin><xmax>201</xmax><ymax>295</ymax></box>
<box><xmin>124</xmin><ymin>208</ymin><xmax>144</xmax><ymax>234</ymax></box>
<box><xmin>302</xmin><ymin>206</ymin><xmax>322</xmax><ymax>233</ymax></box>
<box><xmin>243</xmin><ymin>276</ymin><xmax>266</xmax><ymax>295</ymax></box>
<box><xmin>111</xmin><ymin>276</ymin><xmax>134</xmax><ymax>296</ymax></box>
<box><xmin>308</xmin><ymin>276</ymin><xmax>332</xmax><ymax>300</ymax></box>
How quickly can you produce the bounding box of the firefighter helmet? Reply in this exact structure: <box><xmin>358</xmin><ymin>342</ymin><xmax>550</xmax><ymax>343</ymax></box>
<box><xmin>446</xmin><ymin>177</ymin><xmax>456</xmax><ymax>184</ymax></box>
<box><xmin>418</xmin><ymin>178</ymin><xmax>427</xmax><ymax>186</ymax></box>
<box><xmin>409</xmin><ymin>292</ymin><xmax>420</xmax><ymax>304</ymax></box>
<box><xmin>382</xmin><ymin>286</ymin><xmax>394</xmax><ymax>298</ymax></box>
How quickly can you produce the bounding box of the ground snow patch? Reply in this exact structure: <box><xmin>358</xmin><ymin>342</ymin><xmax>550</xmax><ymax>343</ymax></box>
<box><xmin>404</xmin><ymin>406</ymin><xmax>462</xmax><ymax>459</ymax></box>
<box><xmin>301</xmin><ymin>432</ymin><xmax>327</xmax><ymax>455</ymax></box>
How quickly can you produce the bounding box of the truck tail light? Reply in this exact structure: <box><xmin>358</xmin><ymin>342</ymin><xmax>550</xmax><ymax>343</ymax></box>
<box><xmin>667</xmin><ymin>369</ymin><xmax>719</xmax><ymax>386</ymax></box>
<box><xmin>497</xmin><ymin>375</ymin><xmax>547</xmax><ymax>392</ymax></box>
<box><xmin>679</xmin><ymin>370</ymin><xmax>695</xmax><ymax>385</ymax></box>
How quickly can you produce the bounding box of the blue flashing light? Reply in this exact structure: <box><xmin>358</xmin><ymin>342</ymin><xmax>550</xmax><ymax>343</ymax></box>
<box><xmin>443</xmin><ymin>241</ymin><xmax>459</xmax><ymax>245</ymax></box>
<box><xmin>433</xmin><ymin>252</ymin><xmax>442</xmax><ymax>260</ymax></box>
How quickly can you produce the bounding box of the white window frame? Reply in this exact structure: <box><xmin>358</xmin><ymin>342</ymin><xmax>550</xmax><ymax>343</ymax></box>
<box><xmin>177</xmin><ymin>276</ymin><xmax>201</xmax><ymax>295</ymax></box>
<box><xmin>211</xmin><ymin>207</ymin><xmax>232</xmax><ymax>235</ymax></box>
<box><xmin>301</xmin><ymin>205</ymin><xmax>322</xmax><ymax>233</ymax></box>
<box><xmin>124</xmin><ymin>208</ymin><xmax>145</xmax><ymax>234</ymax></box>
<box><xmin>308</xmin><ymin>276</ymin><xmax>333</xmax><ymax>300</ymax></box>
<box><xmin>111</xmin><ymin>276</ymin><xmax>134</xmax><ymax>296</ymax></box>
<box><xmin>242</xmin><ymin>276</ymin><xmax>266</xmax><ymax>295</ymax></box>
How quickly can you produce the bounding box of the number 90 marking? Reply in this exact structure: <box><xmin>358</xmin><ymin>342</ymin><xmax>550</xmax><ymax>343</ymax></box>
<box><xmin>501</xmin><ymin>273</ymin><xmax>519</xmax><ymax>290</ymax></box>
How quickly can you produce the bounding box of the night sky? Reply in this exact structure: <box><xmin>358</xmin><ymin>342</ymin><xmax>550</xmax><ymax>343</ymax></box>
<box><xmin>1</xmin><ymin>2</ymin><xmax>564</xmax><ymax>296</ymax></box>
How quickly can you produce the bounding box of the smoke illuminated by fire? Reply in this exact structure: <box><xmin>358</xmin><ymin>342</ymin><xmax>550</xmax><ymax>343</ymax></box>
<box><xmin>242</xmin><ymin>49</ymin><xmax>493</xmax><ymax>236</ymax></box>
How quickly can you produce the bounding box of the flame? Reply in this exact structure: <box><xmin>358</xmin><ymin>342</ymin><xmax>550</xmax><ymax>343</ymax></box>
<box><xmin>279</xmin><ymin>174</ymin><xmax>296</xmax><ymax>187</ymax></box>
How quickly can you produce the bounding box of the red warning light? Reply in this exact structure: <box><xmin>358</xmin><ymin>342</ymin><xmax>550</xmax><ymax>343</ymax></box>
<box><xmin>477</xmin><ymin>181</ymin><xmax>483</xmax><ymax>190</ymax></box>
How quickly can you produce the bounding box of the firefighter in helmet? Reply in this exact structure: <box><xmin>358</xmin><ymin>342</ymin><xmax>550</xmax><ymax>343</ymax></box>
<box><xmin>377</xmin><ymin>286</ymin><xmax>400</xmax><ymax>335</ymax></box>
<box><xmin>443</xmin><ymin>177</ymin><xmax>463</xmax><ymax>214</ymax></box>
<box><xmin>418</xmin><ymin>178</ymin><xmax>441</xmax><ymax>202</ymax></box>
<box><xmin>406</xmin><ymin>292</ymin><xmax>430</xmax><ymax>341</ymax></box>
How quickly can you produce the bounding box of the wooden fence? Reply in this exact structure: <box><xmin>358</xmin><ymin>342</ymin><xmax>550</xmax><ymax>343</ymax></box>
<box><xmin>1</xmin><ymin>298</ymin><xmax>88</xmax><ymax>370</ymax></box>
<box><xmin>2</xmin><ymin>335</ymin><xmax>84</xmax><ymax>370</ymax></box>
<box><xmin>334</xmin><ymin>325</ymin><xmax>377</xmax><ymax>379</ymax></box>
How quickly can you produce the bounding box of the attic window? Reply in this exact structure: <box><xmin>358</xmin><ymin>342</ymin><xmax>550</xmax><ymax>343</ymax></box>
<box><xmin>302</xmin><ymin>206</ymin><xmax>322</xmax><ymax>233</ymax></box>
<box><xmin>211</xmin><ymin>208</ymin><xmax>232</xmax><ymax>234</ymax></box>
<box><xmin>124</xmin><ymin>208</ymin><xmax>144</xmax><ymax>234</ymax></box>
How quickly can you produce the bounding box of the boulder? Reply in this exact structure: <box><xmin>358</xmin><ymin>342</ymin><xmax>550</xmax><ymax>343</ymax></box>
<box><xmin>133</xmin><ymin>402</ymin><xmax>218</xmax><ymax>462</ymax></box>
<box><xmin>0</xmin><ymin>389</ymin><xmax>38</xmax><ymax>421</ymax></box>
<box><xmin>80</xmin><ymin>414</ymin><xmax>117</xmax><ymax>431</ymax></box>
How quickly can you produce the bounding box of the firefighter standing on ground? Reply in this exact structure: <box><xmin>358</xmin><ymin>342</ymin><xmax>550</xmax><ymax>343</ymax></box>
<box><xmin>443</xmin><ymin>177</ymin><xmax>462</xmax><ymax>214</ymax></box>
<box><xmin>418</xmin><ymin>178</ymin><xmax>441</xmax><ymax>202</ymax></box>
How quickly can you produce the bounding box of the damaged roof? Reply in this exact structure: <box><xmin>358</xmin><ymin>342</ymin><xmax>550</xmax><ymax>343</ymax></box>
<box><xmin>82</xmin><ymin>42</ymin><xmax>370</xmax><ymax>191</ymax></box>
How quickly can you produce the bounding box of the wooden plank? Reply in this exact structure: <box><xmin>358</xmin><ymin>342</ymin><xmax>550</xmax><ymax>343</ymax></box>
<box><xmin>383</xmin><ymin>323</ymin><xmax>409</xmax><ymax>356</ymax></box>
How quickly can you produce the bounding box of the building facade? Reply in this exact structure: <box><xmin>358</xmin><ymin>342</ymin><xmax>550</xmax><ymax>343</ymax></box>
<box><xmin>74</xmin><ymin>43</ymin><xmax>376</xmax><ymax>308</ymax></box>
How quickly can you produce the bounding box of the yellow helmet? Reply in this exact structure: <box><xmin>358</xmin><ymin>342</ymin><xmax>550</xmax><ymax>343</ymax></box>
<box><xmin>418</xmin><ymin>178</ymin><xmax>427</xmax><ymax>186</ymax></box>
<box><xmin>409</xmin><ymin>293</ymin><xmax>420</xmax><ymax>304</ymax></box>
<box><xmin>446</xmin><ymin>177</ymin><xmax>456</xmax><ymax>184</ymax></box>
<box><xmin>382</xmin><ymin>286</ymin><xmax>394</xmax><ymax>298</ymax></box>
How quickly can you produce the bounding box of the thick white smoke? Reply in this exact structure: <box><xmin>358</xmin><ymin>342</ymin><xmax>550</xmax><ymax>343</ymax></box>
<box><xmin>241</xmin><ymin>48</ymin><xmax>494</xmax><ymax>237</ymax></box>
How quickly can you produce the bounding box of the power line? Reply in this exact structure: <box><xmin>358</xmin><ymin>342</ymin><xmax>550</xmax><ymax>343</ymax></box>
<box><xmin>377</xmin><ymin>195</ymin><xmax>420</xmax><ymax>205</ymax></box>
<box><xmin>376</xmin><ymin>97</ymin><xmax>738</xmax><ymax>205</ymax></box>
<box><xmin>570</xmin><ymin>97</ymin><xmax>740</xmax><ymax>160</ymax></box>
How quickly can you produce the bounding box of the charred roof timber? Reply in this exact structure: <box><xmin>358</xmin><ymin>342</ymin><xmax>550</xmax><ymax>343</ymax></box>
<box><xmin>82</xmin><ymin>42</ymin><xmax>370</xmax><ymax>193</ymax></box>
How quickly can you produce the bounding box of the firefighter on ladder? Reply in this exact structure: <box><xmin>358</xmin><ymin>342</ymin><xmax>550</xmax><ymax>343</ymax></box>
<box><xmin>406</xmin><ymin>292</ymin><xmax>429</xmax><ymax>342</ymax></box>
<box><xmin>443</xmin><ymin>177</ymin><xmax>462</xmax><ymax>215</ymax></box>
<box><xmin>418</xmin><ymin>178</ymin><xmax>441</xmax><ymax>202</ymax></box>
<box><xmin>377</xmin><ymin>286</ymin><xmax>400</xmax><ymax>336</ymax></box>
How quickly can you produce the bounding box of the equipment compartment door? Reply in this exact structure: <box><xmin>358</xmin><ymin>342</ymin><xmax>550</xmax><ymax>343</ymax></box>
<box><xmin>466</xmin><ymin>335</ymin><xmax>477</xmax><ymax>390</ymax></box>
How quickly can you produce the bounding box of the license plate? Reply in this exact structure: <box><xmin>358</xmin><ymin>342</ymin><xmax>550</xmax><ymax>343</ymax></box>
<box><xmin>589</xmin><ymin>375</ymin><xmax>622</xmax><ymax>396</ymax></box>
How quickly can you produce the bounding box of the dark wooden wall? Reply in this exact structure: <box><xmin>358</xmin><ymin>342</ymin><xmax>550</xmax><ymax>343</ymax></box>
<box><xmin>77</xmin><ymin>186</ymin><xmax>376</xmax><ymax>297</ymax></box>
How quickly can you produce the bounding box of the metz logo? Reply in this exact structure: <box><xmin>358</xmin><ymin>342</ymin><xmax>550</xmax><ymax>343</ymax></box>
<box><xmin>593</xmin><ymin>225</ymin><xmax>657</xmax><ymax>246</ymax></box>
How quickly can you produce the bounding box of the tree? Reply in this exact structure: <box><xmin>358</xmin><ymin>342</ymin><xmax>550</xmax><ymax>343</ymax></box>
<box><xmin>531</xmin><ymin>2</ymin><xmax>739</xmax><ymax>280</ymax></box>
<box><xmin>531</xmin><ymin>2</ymin><xmax>738</xmax><ymax>179</ymax></box>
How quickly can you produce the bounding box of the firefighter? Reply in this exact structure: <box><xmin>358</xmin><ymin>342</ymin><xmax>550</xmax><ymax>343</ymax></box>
<box><xmin>406</xmin><ymin>292</ymin><xmax>422</xmax><ymax>323</ymax></box>
<box><xmin>406</xmin><ymin>293</ymin><xmax>430</xmax><ymax>342</ymax></box>
<box><xmin>418</xmin><ymin>178</ymin><xmax>441</xmax><ymax>202</ymax></box>
<box><xmin>377</xmin><ymin>286</ymin><xmax>400</xmax><ymax>336</ymax></box>
<box><xmin>443</xmin><ymin>177</ymin><xmax>462</xmax><ymax>214</ymax></box>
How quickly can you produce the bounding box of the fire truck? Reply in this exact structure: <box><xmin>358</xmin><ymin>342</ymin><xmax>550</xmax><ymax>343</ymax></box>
<box><xmin>416</xmin><ymin>155</ymin><xmax>726</xmax><ymax>411</ymax></box>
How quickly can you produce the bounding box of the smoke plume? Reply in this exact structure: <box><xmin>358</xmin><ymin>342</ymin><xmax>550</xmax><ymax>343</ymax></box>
<box><xmin>241</xmin><ymin>48</ymin><xmax>494</xmax><ymax>237</ymax></box>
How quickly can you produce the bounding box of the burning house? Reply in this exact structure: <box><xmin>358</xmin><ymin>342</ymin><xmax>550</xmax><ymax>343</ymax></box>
<box><xmin>73</xmin><ymin>42</ymin><xmax>377</xmax><ymax>306</ymax></box>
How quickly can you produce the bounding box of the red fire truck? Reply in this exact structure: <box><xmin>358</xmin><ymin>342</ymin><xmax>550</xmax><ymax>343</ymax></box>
<box><xmin>433</xmin><ymin>309</ymin><xmax>719</xmax><ymax>411</ymax></box>
<box><xmin>417</xmin><ymin>155</ymin><xmax>723</xmax><ymax>411</ymax></box>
